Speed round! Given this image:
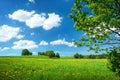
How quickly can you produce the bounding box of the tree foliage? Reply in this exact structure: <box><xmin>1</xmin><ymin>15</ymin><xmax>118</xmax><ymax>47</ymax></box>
<box><xmin>69</xmin><ymin>0</ymin><xmax>120</xmax><ymax>52</ymax></box>
<box><xmin>45</xmin><ymin>50</ymin><xmax>55</xmax><ymax>58</ymax></box>
<box><xmin>79</xmin><ymin>54</ymin><xmax>84</xmax><ymax>58</ymax></box>
<box><xmin>73</xmin><ymin>53</ymin><xmax>106</xmax><ymax>59</ymax></box>
<box><xmin>38</xmin><ymin>50</ymin><xmax>60</xmax><ymax>58</ymax></box>
<box><xmin>38</xmin><ymin>52</ymin><xmax>45</xmax><ymax>56</ymax></box>
<box><xmin>107</xmin><ymin>47</ymin><xmax>120</xmax><ymax>77</ymax></box>
<box><xmin>55</xmin><ymin>53</ymin><xmax>60</xmax><ymax>58</ymax></box>
<box><xmin>70</xmin><ymin>1</ymin><xmax>120</xmax><ymax>76</ymax></box>
<box><xmin>21</xmin><ymin>49</ymin><xmax>32</xmax><ymax>56</ymax></box>
<box><xmin>74</xmin><ymin>53</ymin><xmax>80</xmax><ymax>58</ymax></box>
<box><xmin>88</xmin><ymin>54</ymin><xmax>96</xmax><ymax>59</ymax></box>
<box><xmin>29</xmin><ymin>52</ymin><xmax>32</xmax><ymax>55</ymax></box>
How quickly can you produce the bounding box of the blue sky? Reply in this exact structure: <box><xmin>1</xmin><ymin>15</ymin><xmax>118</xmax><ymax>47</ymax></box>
<box><xmin>0</xmin><ymin>0</ymin><xmax>92</xmax><ymax>56</ymax></box>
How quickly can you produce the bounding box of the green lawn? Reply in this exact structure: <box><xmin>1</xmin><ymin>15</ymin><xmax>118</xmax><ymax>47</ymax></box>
<box><xmin>0</xmin><ymin>56</ymin><xmax>119</xmax><ymax>80</ymax></box>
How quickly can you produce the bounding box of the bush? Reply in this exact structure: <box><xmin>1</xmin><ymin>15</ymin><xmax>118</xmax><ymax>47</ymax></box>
<box><xmin>55</xmin><ymin>53</ymin><xmax>60</xmax><ymax>58</ymax></box>
<box><xmin>107</xmin><ymin>47</ymin><xmax>120</xmax><ymax>77</ymax></box>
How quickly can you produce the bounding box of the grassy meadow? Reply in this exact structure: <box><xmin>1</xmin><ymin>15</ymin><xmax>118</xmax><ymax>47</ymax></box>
<box><xmin>0</xmin><ymin>56</ymin><xmax>119</xmax><ymax>80</ymax></box>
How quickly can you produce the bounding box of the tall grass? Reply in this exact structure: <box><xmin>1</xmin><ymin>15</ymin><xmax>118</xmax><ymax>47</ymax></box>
<box><xmin>0</xmin><ymin>56</ymin><xmax>119</xmax><ymax>80</ymax></box>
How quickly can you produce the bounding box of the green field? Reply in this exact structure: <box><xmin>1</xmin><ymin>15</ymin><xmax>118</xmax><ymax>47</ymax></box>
<box><xmin>0</xmin><ymin>56</ymin><xmax>119</xmax><ymax>80</ymax></box>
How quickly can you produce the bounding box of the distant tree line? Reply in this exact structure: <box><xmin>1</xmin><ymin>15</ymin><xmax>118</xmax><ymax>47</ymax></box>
<box><xmin>21</xmin><ymin>49</ymin><xmax>60</xmax><ymax>58</ymax></box>
<box><xmin>73</xmin><ymin>53</ymin><xmax>107</xmax><ymax>59</ymax></box>
<box><xmin>38</xmin><ymin>50</ymin><xmax>60</xmax><ymax>58</ymax></box>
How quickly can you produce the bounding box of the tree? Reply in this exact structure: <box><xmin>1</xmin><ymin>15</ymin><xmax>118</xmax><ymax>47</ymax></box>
<box><xmin>107</xmin><ymin>47</ymin><xmax>120</xmax><ymax>77</ymax></box>
<box><xmin>21</xmin><ymin>49</ymin><xmax>29</xmax><ymax>56</ymax></box>
<box><xmin>97</xmin><ymin>54</ymin><xmax>107</xmax><ymax>59</ymax></box>
<box><xmin>55</xmin><ymin>53</ymin><xmax>60</xmax><ymax>58</ymax></box>
<box><xmin>21</xmin><ymin>49</ymin><xmax>32</xmax><ymax>56</ymax></box>
<box><xmin>69</xmin><ymin>0</ymin><xmax>120</xmax><ymax>52</ymax></box>
<box><xmin>38</xmin><ymin>52</ymin><xmax>45</xmax><ymax>56</ymax></box>
<box><xmin>79</xmin><ymin>54</ymin><xmax>84</xmax><ymax>58</ymax></box>
<box><xmin>74</xmin><ymin>53</ymin><xmax>80</xmax><ymax>58</ymax></box>
<box><xmin>88</xmin><ymin>54</ymin><xmax>96</xmax><ymax>59</ymax></box>
<box><xmin>29</xmin><ymin>52</ymin><xmax>32</xmax><ymax>55</ymax></box>
<box><xmin>45</xmin><ymin>50</ymin><xmax>55</xmax><ymax>58</ymax></box>
<box><xmin>69</xmin><ymin>0</ymin><xmax>120</xmax><ymax>76</ymax></box>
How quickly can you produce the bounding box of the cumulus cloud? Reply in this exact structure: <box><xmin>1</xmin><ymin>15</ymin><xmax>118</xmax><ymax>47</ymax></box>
<box><xmin>12</xmin><ymin>40</ymin><xmax>38</xmax><ymax>49</ymax></box>
<box><xmin>1</xmin><ymin>47</ymin><xmax>10</xmax><ymax>51</ymax></box>
<box><xmin>26</xmin><ymin>13</ymin><xmax>46</xmax><ymax>28</ymax></box>
<box><xmin>16</xmin><ymin>34</ymin><xmax>24</xmax><ymax>39</ymax></box>
<box><xmin>8</xmin><ymin>9</ymin><xmax>35</xmax><ymax>22</ymax></box>
<box><xmin>39</xmin><ymin>40</ymin><xmax>48</xmax><ymax>46</ymax></box>
<box><xmin>29</xmin><ymin>0</ymin><xmax>35</xmax><ymax>3</ymax></box>
<box><xmin>50</xmin><ymin>39</ymin><xmax>75</xmax><ymax>47</ymax></box>
<box><xmin>8</xmin><ymin>9</ymin><xmax>62</xmax><ymax>30</ymax></box>
<box><xmin>0</xmin><ymin>25</ymin><xmax>20</xmax><ymax>42</ymax></box>
<box><xmin>43</xmin><ymin>13</ymin><xmax>62</xmax><ymax>30</ymax></box>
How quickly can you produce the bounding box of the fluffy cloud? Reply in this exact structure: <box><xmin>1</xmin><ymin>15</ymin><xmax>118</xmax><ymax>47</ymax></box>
<box><xmin>12</xmin><ymin>40</ymin><xmax>38</xmax><ymax>49</ymax></box>
<box><xmin>26</xmin><ymin>13</ymin><xmax>46</xmax><ymax>28</ymax></box>
<box><xmin>43</xmin><ymin>13</ymin><xmax>62</xmax><ymax>30</ymax></box>
<box><xmin>29</xmin><ymin>0</ymin><xmax>35</xmax><ymax>3</ymax></box>
<box><xmin>8</xmin><ymin>9</ymin><xmax>62</xmax><ymax>30</ymax></box>
<box><xmin>0</xmin><ymin>25</ymin><xmax>20</xmax><ymax>42</ymax></box>
<box><xmin>39</xmin><ymin>40</ymin><xmax>48</xmax><ymax>46</ymax></box>
<box><xmin>50</xmin><ymin>39</ymin><xmax>75</xmax><ymax>47</ymax></box>
<box><xmin>8</xmin><ymin>9</ymin><xmax>35</xmax><ymax>22</ymax></box>
<box><xmin>16</xmin><ymin>34</ymin><xmax>24</xmax><ymax>39</ymax></box>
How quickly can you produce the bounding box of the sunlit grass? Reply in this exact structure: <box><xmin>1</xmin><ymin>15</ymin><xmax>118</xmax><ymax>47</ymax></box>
<box><xmin>0</xmin><ymin>56</ymin><xmax>119</xmax><ymax>80</ymax></box>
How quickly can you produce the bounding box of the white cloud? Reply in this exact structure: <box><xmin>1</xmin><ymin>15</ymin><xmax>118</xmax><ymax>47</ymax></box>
<box><xmin>26</xmin><ymin>13</ymin><xmax>46</xmax><ymax>28</ymax></box>
<box><xmin>39</xmin><ymin>40</ymin><xmax>48</xmax><ymax>46</ymax></box>
<box><xmin>9</xmin><ymin>9</ymin><xmax>62</xmax><ymax>30</ymax></box>
<box><xmin>29</xmin><ymin>0</ymin><xmax>35</xmax><ymax>3</ymax></box>
<box><xmin>1</xmin><ymin>47</ymin><xmax>10</xmax><ymax>51</ymax></box>
<box><xmin>43</xmin><ymin>13</ymin><xmax>62</xmax><ymax>30</ymax></box>
<box><xmin>8</xmin><ymin>9</ymin><xmax>35</xmax><ymax>22</ymax></box>
<box><xmin>50</xmin><ymin>39</ymin><xmax>75</xmax><ymax>47</ymax></box>
<box><xmin>0</xmin><ymin>25</ymin><xmax>20</xmax><ymax>42</ymax></box>
<box><xmin>16</xmin><ymin>34</ymin><xmax>24</xmax><ymax>39</ymax></box>
<box><xmin>12</xmin><ymin>40</ymin><xmax>38</xmax><ymax>49</ymax></box>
